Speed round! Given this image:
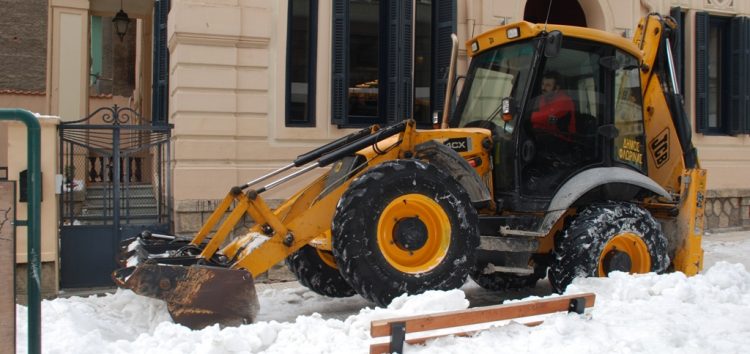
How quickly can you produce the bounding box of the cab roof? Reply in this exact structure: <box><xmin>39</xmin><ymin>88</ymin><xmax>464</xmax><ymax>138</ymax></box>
<box><xmin>467</xmin><ymin>21</ymin><xmax>642</xmax><ymax>60</ymax></box>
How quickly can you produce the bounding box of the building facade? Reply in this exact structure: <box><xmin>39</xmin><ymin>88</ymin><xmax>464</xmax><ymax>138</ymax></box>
<box><xmin>164</xmin><ymin>0</ymin><xmax>750</xmax><ymax>232</ymax></box>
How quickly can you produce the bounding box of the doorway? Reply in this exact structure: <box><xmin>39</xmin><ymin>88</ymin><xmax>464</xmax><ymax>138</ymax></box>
<box><xmin>524</xmin><ymin>0</ymin><xmax>587</xmax><ymax>27</ymax></box>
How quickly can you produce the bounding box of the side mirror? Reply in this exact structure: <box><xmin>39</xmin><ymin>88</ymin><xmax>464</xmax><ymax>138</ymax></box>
<box><xmin>501</xmin><ymin>97</ymin><xmax>515</xmax><ymax>122</ymax></box>
<box><xmin>544</xmin><ymin>30</ymin><xmax>563</xmax><ymax>58</ymax></box>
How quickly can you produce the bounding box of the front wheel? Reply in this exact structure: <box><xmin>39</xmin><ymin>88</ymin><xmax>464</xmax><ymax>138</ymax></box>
<box><xmin>286</xmin><ymin>245</ymin><xmax>356</xmax><ymax>297</ymax></box>
<box><xmin>332</xmin><ymin>160</ymin><xmax>479</xmax><ymax>306</ymax></box>
<box><xmin>549</xmin><ymin>202</ymin><xmax>669</xmax><ymax>293</ymax></box>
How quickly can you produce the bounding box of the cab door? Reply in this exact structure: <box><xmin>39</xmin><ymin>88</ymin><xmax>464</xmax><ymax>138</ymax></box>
<box><xmin>517</xmin><ymin>39</ymin><xmax>612</xmax><ymax>203</ymax></box>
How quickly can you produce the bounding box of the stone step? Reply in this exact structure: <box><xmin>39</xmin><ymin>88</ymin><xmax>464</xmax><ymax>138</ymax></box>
<box><xmin>80</xmin><ymin>207</ymin><xmax>162</xmax><ymax>218</ymax></box>
<box><xmin>86</xmin><ymin>188</ymin><xmax>156</xmax><ymax>199</ymax></box>
<box><xmin>83</xmin><ymin>198</ymin><xmax>159</xmax><ymax>207</ymax></box>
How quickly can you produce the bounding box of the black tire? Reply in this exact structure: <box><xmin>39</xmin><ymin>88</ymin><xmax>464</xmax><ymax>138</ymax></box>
<box><xmin>470</xmin><ymin>262</ymin><xmax>543</xmax><ymax>291</ymax></box>
<box><xmin>548</xmin><ymin>202</ymin><xmax>669</xmax><ymax>293</ymax></box>
<box><xmin>332</xmin><ymin>160</ymin><xmax>480</xmax><ymax>306</ymax></box>
<box><xmin>285</xmin><ymin>245</ymin><xmax>356</xmax><ymax>297</ymax></box>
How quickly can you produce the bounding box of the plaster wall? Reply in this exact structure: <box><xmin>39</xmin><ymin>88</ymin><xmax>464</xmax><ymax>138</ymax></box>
<box><xmin>5</xmin><ymin>116</ymin><xmax>60</xmax><ymax>294</ymax></box>
<box><xmin>169</xmin><ymin>0</ymin><xmax>334</xmax><ymax>208</ymax></box>
<box><xmin>0</xmin><ymin>95</ymin><xmax>47</xmax><ymax>169</ymax></box>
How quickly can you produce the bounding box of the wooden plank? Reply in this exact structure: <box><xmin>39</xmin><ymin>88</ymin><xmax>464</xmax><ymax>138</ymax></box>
<box><xmin>371</xmin><ymin>293</ymin><xmax>595</xmax><ymax>337</ymax></box>
<box><xmin>0</xmin><ymin>181</ymin><xmax>16</xmax><ymax>354</ymax></box>
<box><xmin>369</xmin><ymin>320</ymin><xmax>546</xmax><ymax>354</ymax></box>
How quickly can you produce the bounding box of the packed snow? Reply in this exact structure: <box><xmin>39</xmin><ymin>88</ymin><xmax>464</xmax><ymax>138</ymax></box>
<box><xmin>15</xmin><ymin>232</ymin><xmax>750</xmax><ymax>354</ymax></box>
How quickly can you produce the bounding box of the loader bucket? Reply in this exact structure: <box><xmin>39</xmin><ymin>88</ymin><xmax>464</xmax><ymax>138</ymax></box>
<box><xmin>113</xmin><ymin>263</ymin><xmax>259</xmax><ymax>329</ymax></box>
<box><xmin>117</xmin><ymin>232</ymin><xmax>196</xmax><ymax>267</ymax></box>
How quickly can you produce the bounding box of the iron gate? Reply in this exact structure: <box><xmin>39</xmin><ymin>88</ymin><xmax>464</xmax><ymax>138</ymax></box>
<box><xmin>58</xmin><ymin>105</ymin><xmax>172</xmax><ymax>288</ymax></box>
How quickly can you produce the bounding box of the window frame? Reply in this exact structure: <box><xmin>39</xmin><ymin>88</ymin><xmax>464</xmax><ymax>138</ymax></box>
<box><xmin>285</xmin><ymin>0</ymin><xmax>318</xmax><ymax>127</ymax></box>
<box><xmin>695</xmin><ymin>12</ymin><xmax>750</xmax><ymax>135</ymax></box>
<box><xmin>331</xmin><ymin>0</ymin><xmax>455</xmax><ymax>128</ymax></box>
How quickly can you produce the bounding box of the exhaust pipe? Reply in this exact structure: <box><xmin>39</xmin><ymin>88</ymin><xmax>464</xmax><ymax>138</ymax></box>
<box><xmin>441</xmin><ymin>33</ymin><xmax>459</xmax><ymax>129</ymax></box>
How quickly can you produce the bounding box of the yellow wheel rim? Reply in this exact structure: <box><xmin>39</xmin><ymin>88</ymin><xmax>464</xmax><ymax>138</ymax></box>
<box><xmin>316</xmin><ymin>249</ymin><xmax>338</xmax><ymax>269</ymax></box>
<box><xmin>377</xmin><ymin>194</ymin><xmax>451</xmax><ymax>274</ymax></box>
<box><xmin>598</xmin><ymin>232</ymin><xmax>651</xmax><ymax>276</ymax></box>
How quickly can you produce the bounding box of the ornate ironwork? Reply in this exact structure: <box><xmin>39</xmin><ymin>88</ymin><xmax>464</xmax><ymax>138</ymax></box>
<box><xmin>58</xmin><ymin>104</ymin><xmax>173</xmax><ymax>228</ymax></box>
<box><xmin>63</xmin><ymin>104</ymin><xmax>142</xmax><ymax>126</ymax></box>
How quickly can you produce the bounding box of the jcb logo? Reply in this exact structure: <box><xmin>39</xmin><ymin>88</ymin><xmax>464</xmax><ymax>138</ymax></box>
<box><xmin>444</xmin><ymin>138</ymin><xmax>469</xmax><ymax>152</ymax></box>
<box><xmin>649</xmin><ymin>129</ymin><xmax>670</xmax><ymax>168</ymax></box>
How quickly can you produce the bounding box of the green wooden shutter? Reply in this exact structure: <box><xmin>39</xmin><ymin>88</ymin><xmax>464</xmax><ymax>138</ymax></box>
<box><xmin>669</xmin><ymin>7</ymin><xmax>684</xmax><ymax>94</ymax></box>
<box><xmin>331</xmin><ymin>0</ymin><xmax>349</xmax><ymax>125</ymax></box>
<box><xmin>386</xmin><ymin>1</ymin><xmax>413</xmax><ymax>123</ymax></box>
<box><xmin>742</xmin><ymin>16</ymin><xmax>750</xmax><ymax>134</ymax></box>
<box><xmin>152</xmin><ymin>0</ymin><xmax>170</xmax><ymax>125</ymax></box>
<box><xmin>694</xmin><ymin>12</ymin><xmax>709</xmax><ymax>132</ymax></box>
<box><xmin>729</xmin><ymin>17</ymin><xmax>748</xmax><ymax>135</ymax></box>
<box><xmin>432</xmin><ymin>0</ymin><xmax>456</xmax><ymax>124</ymax></box>
<box><xmin>746</xmin><ymin>18</ymin><xmax>750</xmax><ymax>134</ymax></box>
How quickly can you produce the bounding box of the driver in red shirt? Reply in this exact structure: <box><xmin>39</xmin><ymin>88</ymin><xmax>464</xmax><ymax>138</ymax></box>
<box><xmin>530</xmin><ymin>72</ymin><xmax>576</xmax><ymax>140</ymax></box>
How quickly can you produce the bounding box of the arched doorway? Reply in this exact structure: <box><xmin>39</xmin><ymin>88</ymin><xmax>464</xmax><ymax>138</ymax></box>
<box><xmin>524</xmin><ymin>0</ymin><xmax>586</xmax><ymax>27</ymax></box>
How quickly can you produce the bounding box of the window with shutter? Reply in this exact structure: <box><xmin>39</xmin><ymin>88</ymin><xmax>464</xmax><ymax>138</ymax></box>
<box><xmin>385</xmin><ymin>0</ymin><xmax>413</xmax><ymax>124</ymax></box>
<box><xmin>286</xmin><ymin>0</ymin><xmax>318</xmax><ymax>127</ymax></box>
<box><xmin>669</xmin><ymin>7</ymin><xmax>685</xmax><ymax>95</ymax></box>
<box><xmin>696</xmin><ymin>13</ymin><xmax>749</xmax><ymax>135</ymax></box>
<box><xmin>694</xmin><ymin>12</ymin><xmax>708</xmax><ymax>133</ymax></box>
<box><xmin>744</xmin><ymin>18</ymin><xmax>750</xmax><ymax>134</ymax></box>
<box><xmin>330</xmin><ymin>0</ymin><xmax>455</xmax><ymax>128</ymax></box>
<box><xmin>152</xmin><ymin>0</ymin><xmax>170</xmax><ymax>125</ymax></box>
<box><xmin>413</xmin><ymin>0</ymin><xmax>432</xmax><ymax>126</ymax></box>
<box><xmin>330</xmin><ymin>0</ymin><xmax>349</xmax><ymax>125</ymax></box>
<box><xmin>432</xmin><ymin>0</ymin><xmax>455</xmax><ymax>127</ymax></box>
<box><xmin>729</xmin><ymin>17</ymin><xmax>747</xmax><ymax>135</ymax></box>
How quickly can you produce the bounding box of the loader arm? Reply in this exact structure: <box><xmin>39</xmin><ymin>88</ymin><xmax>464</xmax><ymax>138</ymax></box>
<box><xmin>223</xmin><ymin>125</ymin><xmax>493</xmax><ymax>275</ymax></box>
<box><xmin>113</xmin><ymin>119</ymin><xmax>492</xmax><ymax>329</ymax></box>
<box><xmin>225</xmin><ymin>150</ymin><xmax>400</xmax><ymax>276</ymax></box>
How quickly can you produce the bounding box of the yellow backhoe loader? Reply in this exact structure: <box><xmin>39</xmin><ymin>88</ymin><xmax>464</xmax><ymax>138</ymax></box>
<box><xmin>113</xmin><ymin>14</ymin><xmax>706</xmax><ymax>329</ymax></box>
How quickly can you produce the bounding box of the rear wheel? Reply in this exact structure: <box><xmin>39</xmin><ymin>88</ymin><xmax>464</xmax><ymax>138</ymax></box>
<box><xmin>548</xmin><ymin>202</ymin><xmax>669</xmax><ymax>293</ymax></box>
<box><xmin>286</xmin><ymin>245</ymin><xmax>356</xmax><ymax>297</ymax></box>
<box><xmin>332</xmin><ymin>160</ymin><xmax>479</xmax><ymax>306</ymax></box>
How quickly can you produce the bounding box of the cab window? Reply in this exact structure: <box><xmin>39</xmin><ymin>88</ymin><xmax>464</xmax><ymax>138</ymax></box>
<box><xmin>613</xmin><ymin>50</ymin><xmax>646</xmax><ymax>172</ymax></box>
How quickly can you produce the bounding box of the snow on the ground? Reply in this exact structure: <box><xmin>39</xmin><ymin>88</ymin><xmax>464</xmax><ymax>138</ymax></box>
<box><xmin>15</xmin><ymin>234</ymin><xmax>750</xmax><ymax>354</ymax></box>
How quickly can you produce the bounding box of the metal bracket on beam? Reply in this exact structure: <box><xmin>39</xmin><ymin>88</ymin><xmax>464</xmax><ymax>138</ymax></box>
<box><xmin>389</xmin><ymin>321</ymin><xmax>406</xmax><ymax>354</ymax></box>
<box><xmin>568</xmin><ymin>297</ymin><xmax>586</xmax><ymax>314</ymax></box>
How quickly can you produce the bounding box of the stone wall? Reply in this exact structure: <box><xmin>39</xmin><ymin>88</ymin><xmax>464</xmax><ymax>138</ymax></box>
<box><xmin>174</xmin><ymin>198</ymin><xmax>284</xmax><ymax>237</ymax></box>
<box><xmin>14</xmin><ymin>262</ymin><xmax>58</xmax><ymax>303</ymax></box>
<box><xmin>704</xmin><ymin>190</ymin><xmax>750</xmax><ymax>231</ymax></box>
<box><xmin>0</xmin><ymin>0</ymin><xmax>47</xmax><ymax>91</ymax></box>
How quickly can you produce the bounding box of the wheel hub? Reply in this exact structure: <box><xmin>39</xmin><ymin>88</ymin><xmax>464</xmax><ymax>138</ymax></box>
<box><xmin>393</xmin><ymin>217</ymin><xmax>428</xmax><ymax>251</ymax></box>
<box><xmin>376</xmin><ymin>194</ymin><xmax>452</xmax><ymax>274</ymax></box>
<box><xmin>597</xmin><ymin>232</ymin><xmax>651</xmax><ymax>276</ymax></box>
<box><xmin>602</xmin><ymin>249</ymin><xmax>632</xmax><ymax>274</ymax></box>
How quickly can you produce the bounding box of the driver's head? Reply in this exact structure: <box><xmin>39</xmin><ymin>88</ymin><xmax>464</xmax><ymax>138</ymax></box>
<box><xmin>541</xmin><ymin>71</ymin><xmax>561</xmax><ymax>96</ymax></box>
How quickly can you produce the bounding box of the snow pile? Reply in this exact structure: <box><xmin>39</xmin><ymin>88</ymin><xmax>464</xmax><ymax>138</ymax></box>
<box><xmin>14</xmin><ymin>260</ymin><xmax>750</xmax><ymax>354</ymax></box>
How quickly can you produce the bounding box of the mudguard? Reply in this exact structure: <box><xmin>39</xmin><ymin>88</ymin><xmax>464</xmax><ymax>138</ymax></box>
<box><xmin>539</xmin><ymin>167</ymin><xmax>672</xmax><ymax>233</ymax></box>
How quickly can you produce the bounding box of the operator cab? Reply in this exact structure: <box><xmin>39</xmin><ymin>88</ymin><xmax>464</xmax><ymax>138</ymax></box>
<box><xmin>452</xmin><ymin>24</ymin><xmax>647</xmax><ymax>212</ymax></box>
